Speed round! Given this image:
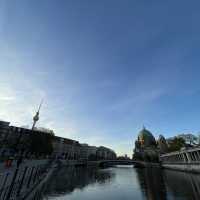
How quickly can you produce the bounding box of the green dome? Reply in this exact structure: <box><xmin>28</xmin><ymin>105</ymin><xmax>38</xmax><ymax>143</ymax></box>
<box><xmin>138</xmin><ymin>127</ymin><xmax>156</xmax><ymax>147</ymax></box>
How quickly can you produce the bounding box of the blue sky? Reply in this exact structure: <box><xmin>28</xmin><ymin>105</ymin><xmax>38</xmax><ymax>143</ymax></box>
<box><xmin>1</xmin><ymin>0</ymin><xmax>200</xmax><ymax>156</ymax></box>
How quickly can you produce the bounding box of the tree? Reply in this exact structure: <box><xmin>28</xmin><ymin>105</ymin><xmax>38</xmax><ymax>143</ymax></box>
<box><xmin>168</xmin><ymin>137</ymin><xmax>186</xmax><ymax>152</ymax></box>
<box><xmin>29</xmin><ymin>131</ymin><xmax>54</xmax><ymax>156</ymax></box>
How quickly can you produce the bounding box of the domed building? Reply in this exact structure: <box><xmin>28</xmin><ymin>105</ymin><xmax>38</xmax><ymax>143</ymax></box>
<box><xmin>134</xmin><ymin>127</ymin><xmax>159</xmax><ymax>162</ymax></box>
<box><xmin>157</xmin><ymin>135</ymin><xmax>168</xmax><ymax>154</ymax></box>
<box><xmin>138</xmin><ymin>127</ymin><xmax>157</xmax><ymax>147</ymax></box>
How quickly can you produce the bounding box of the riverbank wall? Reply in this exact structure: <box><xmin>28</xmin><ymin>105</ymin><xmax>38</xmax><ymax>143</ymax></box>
<box><xmin>134</xmin><ymin>161</ymin><xmax>160</xmax><ymax>168</ymax></box>
<box><xmin>161</xmin><ymin>163</ymin><xmax>200</xmax><ymax>173</ymax></box>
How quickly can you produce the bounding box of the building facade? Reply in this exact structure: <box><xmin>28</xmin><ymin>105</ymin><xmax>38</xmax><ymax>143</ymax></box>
<box><xmin>0</xmin><ymin>122</ymin><xmax>32</xmax><ymax>156</ymax></box>
<box><xmin>134</xmin><ymin>127</ymin><xmax>159</xmax><ymax>162</ymax></box>
<box><xmin>96</xmin><ymin>146</ymin><xmax>116</xmax><ymax>160</ymax></box>
<box><xmin>79</xmin><ymin>144</ymin><xmax>98</xmax><ymax>160</ymax></box>
<box><xmin>157</xmin><ymin>135</ymin><xmax>168</xmax><ymax>154</ymax></box>
<box><xmin>52</xmin><ymin>136</ymin><xmax>82</xmax><ymax>160</ymax></box>
<box><xmin>0</xmin><ymin>120</ymin><xmax>117</xmax><ymax>161</ymax></box>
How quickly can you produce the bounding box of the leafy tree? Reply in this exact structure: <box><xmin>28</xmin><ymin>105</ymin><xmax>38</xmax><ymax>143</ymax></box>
<box><xmin>168</xmin><ymin>137</ymin><xmax>186</xmax><ymax>152</ymax></box>
<box><xmin>29</xmin><ymin>131</ymin><xmax>54</xmax><ymax>156</ymax></box>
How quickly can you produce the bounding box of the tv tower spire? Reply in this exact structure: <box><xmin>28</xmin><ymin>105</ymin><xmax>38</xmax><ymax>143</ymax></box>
<box><xmin>32</xmin><ymin>99</ymin><xmax>43</xmax><ymax>130</ymax></box>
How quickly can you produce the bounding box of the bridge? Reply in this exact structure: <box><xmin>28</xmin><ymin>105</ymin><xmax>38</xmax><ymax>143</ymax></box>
<box><xmin>85</xmin><ymin>160</ymin><xmax>147</xmax><ymax>167</ymax></box>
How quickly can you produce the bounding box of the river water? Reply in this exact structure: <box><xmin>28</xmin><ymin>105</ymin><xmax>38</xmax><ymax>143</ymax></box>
<box><xmin>42</xmin><ymin>165</ymin><xmax>200</xmax><ymax>200</ymax></box>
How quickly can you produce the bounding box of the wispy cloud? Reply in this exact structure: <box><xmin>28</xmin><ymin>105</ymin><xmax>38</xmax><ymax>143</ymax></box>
<box><xmin>109</xmin><ymin>66</ymin><xmax>181</xmax><ymax>114</ymax></box>
<box><xmin>0</xmin><ymin>96</ymin><xmax>15</xmax><ymax>101</ymax></box>
<box><xmin>110</xmin><ymin>87</ymin><xmax>165</xmax><ymax>112</ymax></box>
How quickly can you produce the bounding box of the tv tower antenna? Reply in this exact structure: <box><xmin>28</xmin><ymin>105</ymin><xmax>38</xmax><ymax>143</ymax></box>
<box><xmin>32</xmin><ymin>99</ymin><xmax>43</xmax><ymax>130</ymax></box>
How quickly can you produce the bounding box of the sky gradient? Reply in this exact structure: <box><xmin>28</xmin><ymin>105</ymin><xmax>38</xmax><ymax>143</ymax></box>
<box><xmin>1</xmin><ymin>0</ymin><xmax>200</xmax><ymax>156</ymax></box>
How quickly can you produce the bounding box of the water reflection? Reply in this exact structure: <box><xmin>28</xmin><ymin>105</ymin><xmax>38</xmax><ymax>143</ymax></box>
<box><xmin>164</xmin><ymin>170</ymin><xmax>200</xmax><ymax>200</ymax></box>
<box><xmin>137</xmin><ymin>167</ymin><xmax>200</xmax><ymax>200</ymax></box>
<box><xmin>136</xmin><ymin>167</ymin><xmax>167</xmax><ymax>200</ymax></box>
<box><xmin>42</xmin><ymin>166</ymin><xmax>200</xmax><ymax>200</ymax></box>
<box><xmin>44</xmin><ymin>166</ymin><xmax>115</xmax><ymax>197</ymax></box>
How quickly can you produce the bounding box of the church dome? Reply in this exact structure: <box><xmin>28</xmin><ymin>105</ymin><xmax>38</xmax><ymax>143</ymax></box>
<box><xmin>158</xmin><ymin>135</ymin><xmax>166</xmax><ymax>142</ymax></box>
<box><xmin>158</xmin><ymin>134</ymin><xmax>168</xmax><ymax>153</ymax></box>
<box><xmin>138</xmin><ymin>127</ymin><xmax>156</xmax><ymax>147</ymax></box>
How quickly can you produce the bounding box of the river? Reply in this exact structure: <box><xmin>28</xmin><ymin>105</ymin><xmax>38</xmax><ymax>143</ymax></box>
<box><xmin>41</xmin><ymin>165</ymin><xmax>200</xmax><ymax>200</ymax></box>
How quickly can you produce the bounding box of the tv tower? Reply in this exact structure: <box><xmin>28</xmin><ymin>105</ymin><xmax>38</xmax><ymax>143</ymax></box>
<box><xmin>32</xmin><ymin>100</ymin><xmax>43</xmax><ymax>130</ymax></box>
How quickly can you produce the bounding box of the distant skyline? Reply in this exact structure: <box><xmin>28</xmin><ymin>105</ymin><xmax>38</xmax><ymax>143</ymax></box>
<box><xmin>1</xmin><ymin>1</ymin><xmax>200</xmax><ymax>156</ymax></box>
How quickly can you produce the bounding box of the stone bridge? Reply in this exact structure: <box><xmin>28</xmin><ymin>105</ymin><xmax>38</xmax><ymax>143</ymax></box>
<box><xmin>87</xmin><ymin>160</ymin><xmax>146</xmax><ymax>167</ymax></box>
